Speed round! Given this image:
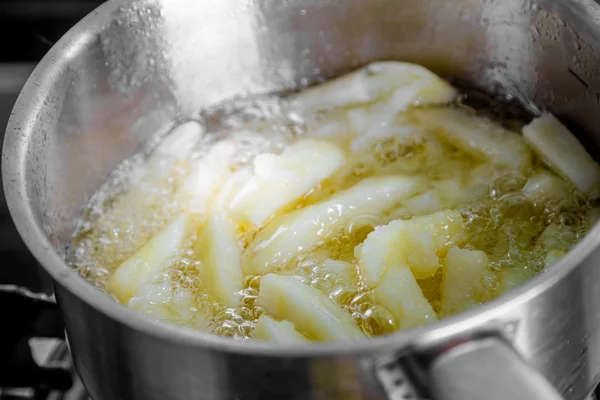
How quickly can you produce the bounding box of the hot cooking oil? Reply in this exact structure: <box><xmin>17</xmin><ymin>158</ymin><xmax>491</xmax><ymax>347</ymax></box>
<box><xmin>66</xmin><ymin>89</ymin><xmax>599</xmax><ymax>341</ymax></box>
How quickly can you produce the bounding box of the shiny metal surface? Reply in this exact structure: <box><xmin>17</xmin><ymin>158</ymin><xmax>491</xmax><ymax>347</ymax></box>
<box><xmin>5</xmin><ymin>0</ymin><xmax>600</xmax><ymax>399</ymax></box>
<box><xmin>429</xmin><ymin>337</ymin><xmax>564</xmax><ymax>400</ymax></box>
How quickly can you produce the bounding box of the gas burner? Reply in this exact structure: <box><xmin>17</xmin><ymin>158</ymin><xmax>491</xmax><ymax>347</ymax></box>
<box><xmin>0</xmin><ymin>338</ymin><xmax>89</xmax><ymax>400</ymax></box>
<box><xmin>0</xmin><ymin>286</ymin><xmax>84</xmax><ymax>400</ymax></box>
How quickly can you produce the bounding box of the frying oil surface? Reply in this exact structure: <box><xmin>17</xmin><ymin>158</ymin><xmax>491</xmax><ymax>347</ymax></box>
<box><xmin>68</xmin><ymin>62</ymin><xmax>600</xmax><ymax>342</ymax></box>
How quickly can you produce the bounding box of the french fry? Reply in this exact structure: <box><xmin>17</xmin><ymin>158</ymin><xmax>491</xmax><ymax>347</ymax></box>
<box><xmin>440</xmin><ymin>246</ymin><xmax>494</xmax><ymax>316</ymax></box>
<box><xmin>357</xmin><ymin>210</ymin><xmax>465</xmax><ymax>286</ymax></box>
<box><xmin>195</xmin><ymin>215</ymin><xmax>243</xmax><ymax>308</ymax></box>
<box><xmin>373</xmin><ymin>266</ymin><xmax>438</xmax><ymax>329</ymax></box>
<box><xmin>252</xmin><ymin>314</ymin><xmax>309</xmax><ymax>342</ymax></box>
<box><xmin>229</xmin><ymin>139</ymin><xmax>346</xmax><ymax>228</ymax></box>
<box><xmin>175</xmin><ymin>140</ymin><xmax>236</xmax><ymax>215</ymax></box>
<box><xmin>523</xmin><ymin>113</ymin><xmax>600</xmax><ymax>195</ymax></box>
<box><xmin>290</xmin><ymin>61</ymin><xmax>457</xmax><ymax>113</ymax></box>
<box><xmin>109</xmin><ymin>213</ymin><xmax>192</xmax><ymax>303</ymax></box>
<box><xmin>258</xmin><ymin>274</ymin><xmax>365</xmax><ymax>341</ymax></box>
<box><xmin>409</xmin><ymin>107</ymin><xmax>532</xmax><ymax>171</ymax></box>
<box><xmin>245</xmin><ymin>175</ymin><xmax>424</xmax><ymax>275</ymax></box>
<box><xmin>522</xmin><ymin>168</ymin><xmax>571</xmax><ymax>203</ymax></box>
<box><xmin>495</xmin><ymin>268</ymin><xmax>533</xmax><ymax>297</ymax></box>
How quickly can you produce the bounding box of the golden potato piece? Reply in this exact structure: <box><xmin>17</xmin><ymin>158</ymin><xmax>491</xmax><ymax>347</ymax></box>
<box><xmin>402</xmin><ymin>191</ymin><xmax>444</xmax><ymax>216</ymax></box>
<box><xmin>229</xmin><ymin>139</ymin><xmax>346</xmax><ymax>228</ymax></box>
<box><xmin>410</xmin><ymin>107</ymin><xmax>532</xmax><ymax>171</ymax></box>
<box><xmin>495</xmin><ymin>268</ymin><xmax>533</xmax><ymax>297</ymax></box>
<box><xmin>195</xmin><ymin>216</ymin><xmax>243</xmax><ymax>308</ymax></box>
<box><xmin>175</xmin><ymin>140</ymin><xmax>236</xmax><ymax>215</ymax></box>
<box><xmin>109</xmin><ymin>213</ymin><xmax>192</xmax><ymax>304</ymax></box>
<box><xmin>536</xmin><ymin>223</ymin><xmax>577</xmax><ymax>252</ymax></box>
<box><xmin>245</xmin><ymin>175</ymin><xmax>424</xmax><ymax>275</ymax></box>
<box><xmin>290</xmin><ymin>61</ymin><xmax>457</xmax><ymax>113</ymax></box>
<box><xmin>252</xmin><ymin>314</ymin><xmax>309</xmax><ymax>342</ymax></box>
<box><xmin>153</xmin><ymin>121</ymin><xmax>203</xmax><ymax>160</ymax></box>
<box><xmin>129</xmin><ymin>283</ymin><xmax>210</xmax><ymax>330</ymax></box>
<box><xmin>402</xmin><ymin>178</ymin><xmax>464</xmax><ymax>216</ymax></box>
<box><xmin>373</xmin><ymin>266</ymin><xmax>438</xmax><ymax>329</ymax></box>
<box><xmin>258</xmin><ymin>274</ymin><xmax>365</xmax><ymax>341</ymax></box>
<box><xmin>523</xmin><ymin>113</ymin><xmax>600</xmax><ymax>195</ymax></box>
<box><xmin>441</xmin><ymin>246</ymin><xmax>494</xmax><ymax>316</ymax></box>
<box><xmin>522</xmin><ymin>168</ymin><xmax>571</xmax><ymax>203</ymax></box>
<box><xmin>128</xmin><ymin>120</ymin><xmax>203</xmax><ymax>189</ymax></box>
<box><xmin>322</xmin><ymin>259</ymin><xmax>356</xmax><ymax>287</ymax></box>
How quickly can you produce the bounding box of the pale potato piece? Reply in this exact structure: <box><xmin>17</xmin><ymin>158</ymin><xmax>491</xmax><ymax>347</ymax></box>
<box><xmin>252</xmin><ymin>314</ymin><xmax>309</xmax><ymax>342</ymax></box>
<box><xmin>195</xmin><ymin>215</ymin><xmax>243</xmax><ymax>308</ymax></box>
<box><xmin>523</xmin><ymin>113</ymin><xmax>600</xmax><ymax>195</ymax></box>
<box><xmin>522</xmin><ymin>169</ymin><xmax>570</xmax><ymax>203</ymax></box>
<box><xmin>441</xmin><ymin>246</ymin><xmax>493</xmax><ymax>316</ymax></box>
<box><xmin>244</xmin><ymin>175</ymin><xmax>424</xmax><ymax>275</ymax></box>
<box><xmin>290</xmin><ymin>61</ymin><xmax>457</xmax><ymax>113</ymax></box>
<box><xmin>403</xmin><ymin>178</ymin><xmax>464</xmax><ymax>216</ymax></box>
<box><xmin>409</xmin><ymin>107</ymin><xmax>532</xmax><ymax>171</ymax></box>
<box><xmin>402</xmin><ymin>190</ymin><xmax>443</xmax><ymax>216</ymax></box>
<box><xmin>322</xmin><ymin>259</ymin><xmax>356</xmax><ymax>286</ymax></box>
<box><xmin>258</xmin><ymin>274</ymin><xmax>365</xmax><ymax>341</ymax></box>
<box><xmin>128</xmin><ymin>120</ymin><xmax>203</xmax><ymax>186</ymax></box>
<box><xmin>405</xmin><ymin>232</ymin><xmax>439</xmax><ymax>275</ymax></box>
<box><xmin>373</xmin><ymin>266</ymin><xmax>438</xmax><ymax>329</ymax></box>
<box><xmin>212</xmin><ymin>168</ymin><xmax>254</xmax><ymax>214</ymax></box>
<box><xmin>431</xmin><ymin>179</ymin><xmax>464</xmax><ymax>206</ymax></box>
<box><xmin>129</xmin><ymin>283</ymin><xmax>211</xmax><ymax>330</ymax></box>
<box><xmin>346</xmin><ymin>107</ymin><xmax>423</xmax><ymax>146</ymax></box>
<box><xmin>357</xmin><ymin>210</ymin><xmax>465</xmax><ymax>286</ymax></box>
<box><xmin>588</xmin><ymin>208</ymin><xmax>600</xmax><ymax>230</ymax></box>
<box><xmin>495</xmin><ymin>268</ymin><xmax>533</xmax><ymax>297</ymax></box>
<box><xmin>109</xmin><ymin>213</ymin><xmax>192</xmax><ymax>303</ymax></box>
<box><xmin>461</xmin><ymin>163</ymin><xmax>495</xmax><ymax>203</ymax></box>
<box><xmin>175</xmin><ymin>140</ymin><xmax>236</xmax><ymax>215</ymax></box>
<box><xmin>154</xmin><ymin>121</ymin><xmax>204</xmax><ymax>159</ymax></box>
<box><xmin>229</xmin><ymin>139</ymin><xmax>346</xmax><ymax>228</ymax></box>
<box><xmin>467</xmin><ymin>163</ymin><xmax>494</xmax><ymax>187</ymax></box>
<box><xmin>536</xmin><ymin>223</ymin><xmax>576</xmax><ymax>251</ymax></box>
<box><xmin>306</xmin><ymin>112</ymin><xmax>352</xmax><ymax>140</ymax></box>
<box><xmin>545</xmin><ymin>249</ymin><xmax>567</xmax><ymax>268</ymax></box>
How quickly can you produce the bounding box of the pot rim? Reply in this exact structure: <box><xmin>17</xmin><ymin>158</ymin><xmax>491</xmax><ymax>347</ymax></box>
<box><xmin>4</xmin><ymin>0</ymin><xmax>600</xmax><ymax>358</ymax></box>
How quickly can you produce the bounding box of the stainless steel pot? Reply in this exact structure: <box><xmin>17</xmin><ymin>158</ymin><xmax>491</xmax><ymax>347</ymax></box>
<box><xmin>5</xmin><ymin>0</ymin><xmax>600</xmax><ymax>399</ymax></box>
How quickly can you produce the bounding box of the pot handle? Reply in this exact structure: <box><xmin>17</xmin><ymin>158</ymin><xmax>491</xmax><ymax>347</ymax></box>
<box><xmin>375</xmin><ymin>336</ymin><xmax>564</xmax><ymax>400</ymax></box>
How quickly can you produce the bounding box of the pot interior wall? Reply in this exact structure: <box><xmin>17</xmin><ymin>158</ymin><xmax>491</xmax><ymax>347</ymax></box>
<box><xmin>12</xmin><ymin>0</ymin><xmax>600</xmax><ymax>248</ymax></box>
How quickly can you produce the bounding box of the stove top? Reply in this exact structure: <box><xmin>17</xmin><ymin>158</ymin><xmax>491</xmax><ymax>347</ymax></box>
<box><xmin>1</xmin><ymin>339</ymin><xmax>87</xmax><ymax>400</ymax></box>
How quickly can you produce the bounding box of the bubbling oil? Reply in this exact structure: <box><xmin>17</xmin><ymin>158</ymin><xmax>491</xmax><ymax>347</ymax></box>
<box><xmin>67</xmin><ymin>92</ymin><xmax>598</xmax><ymax>341</ymax></box>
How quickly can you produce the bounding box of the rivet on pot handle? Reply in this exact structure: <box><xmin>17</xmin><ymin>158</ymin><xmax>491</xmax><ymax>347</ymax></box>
<box><xmin>375</xmin><ymin>336</ymin><xmax>564</xmax><ymax>400</ymax></box>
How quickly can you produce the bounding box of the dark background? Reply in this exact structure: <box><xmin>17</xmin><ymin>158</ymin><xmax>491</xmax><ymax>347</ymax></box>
<box><xmin>0</xmin><ymin>1</ymin><xmax>104</xmax><ymax>61</ymax></box>
<box><xmin>0</xmin><ymin>0</ymin><xmax>105</xmax><ymax>290</ymax></box>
